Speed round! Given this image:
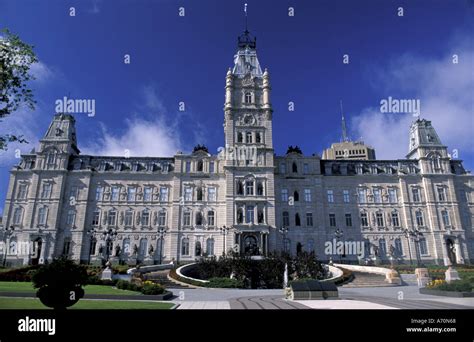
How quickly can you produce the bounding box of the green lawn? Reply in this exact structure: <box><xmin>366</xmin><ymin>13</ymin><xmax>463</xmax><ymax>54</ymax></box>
<box><xmin>0</xmin><ymin>281</ymin><xmax>140</xmax><ymax>296</ymax></box>
<box><xmin>0</xmin><ymin>297</ymin><xmax>174</xmax><ymax>310</ymax></box>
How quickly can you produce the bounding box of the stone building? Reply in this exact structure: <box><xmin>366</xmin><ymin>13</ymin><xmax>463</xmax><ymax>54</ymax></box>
<box><xmin>1</xmin><ymin>29</ymin><xmax>473</xmax><ymax>266</ymax></box>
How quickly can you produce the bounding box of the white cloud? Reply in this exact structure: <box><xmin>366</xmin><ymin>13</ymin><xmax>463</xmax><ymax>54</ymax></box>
<box><xmin>30</xmin><ymin>61</ymin><xmax>55</xmax><ymax>83</ymax></box>
<box><xmin>81</xmin><ymin>86</ymin><xmax>193</xmax><ymax>157</ymax></box>
<box><xmin>352</xmin><ymin>38</ymin><xmax>474</xmax><ymax>161</ymax></box>
<box><xmin>82</xmin><ymin>116</ymin><xmax>182</xmax><ymax>157</ymax></box>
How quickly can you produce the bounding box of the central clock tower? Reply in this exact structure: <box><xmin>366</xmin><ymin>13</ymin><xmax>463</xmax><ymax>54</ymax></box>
<box><xmin>222</xmin><ymin>29</ymin><xmax>276</xmax><ymax>255</ymax></box>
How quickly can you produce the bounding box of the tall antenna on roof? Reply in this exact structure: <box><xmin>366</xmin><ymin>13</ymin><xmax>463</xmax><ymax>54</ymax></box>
<box><xmin>244</xmin><ymin>3</ymin><xmax>248</xmax><ymax>32</ymax></box>
<box><xmin>340</xmin><ymin>100</ymin><xmax>349</xmax><ymax>142</ymax></box>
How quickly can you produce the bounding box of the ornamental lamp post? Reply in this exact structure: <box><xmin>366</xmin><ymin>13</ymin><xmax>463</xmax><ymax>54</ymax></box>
<box><xmin>157</xmin><ymin>227</ymin><xmax>166</xmax><ymax>264</ymax></box>
<box><xmin>279</xmin><ymin>226</ymin><xmax>289</xmax><ymax>253</ymax></box>
<box><xmin>334</xmin><ymin>228</ymin><xmax>344</xmax><ymax>263</ymax></box>
<box><xmin>2</xmin><ymin>226</ymin><xmax>15</xmax><ymax>267</ymax></box>
<box><xmin>220</xmin><ymin>225</ymin><xmax>230</xmax><ymax>256</ymax></box>
<box><xmin>403</xmin><ymin>228</ymin><xmax>414</xmax><ymax>266</ymax></box>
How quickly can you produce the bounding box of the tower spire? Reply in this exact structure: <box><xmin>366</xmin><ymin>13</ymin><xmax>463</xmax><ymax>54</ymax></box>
<box><xmin>340</xmin><ymin>100</ymin><xmax>349</xmax><ymax>142</ymax></box>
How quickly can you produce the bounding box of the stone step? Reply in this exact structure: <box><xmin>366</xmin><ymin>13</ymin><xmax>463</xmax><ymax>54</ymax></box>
<box><xmin>342</xmin><ymin>271</ymin><xmax>397</xmax><ymax>288</ymax></box>
<box><xmin>143</xmin><ymin>270</ymin><xmax>191</xmax><ymax>289</ymax></box>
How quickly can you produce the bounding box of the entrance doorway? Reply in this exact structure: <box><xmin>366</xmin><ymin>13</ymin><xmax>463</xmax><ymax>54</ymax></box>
<box><xmin>446</xmin><ymin>238</ymin><xmax>457</xmax><ymax>265</ymax></box>
<box><xmin>31</xmin><ymin>238</ymin><xmax>42</xmax><ymax>265</ymax></box>
<box><xmin>243</xmin><ymin>235</ymin><xmax>259</xmax><ymax>256</ymax></box>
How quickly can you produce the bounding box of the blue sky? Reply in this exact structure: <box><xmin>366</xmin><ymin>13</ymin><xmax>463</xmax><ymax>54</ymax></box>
<box><xmin>0</xmin><ymin>0</ymin><xmax>473</xmax><ymax>214</ymax></box>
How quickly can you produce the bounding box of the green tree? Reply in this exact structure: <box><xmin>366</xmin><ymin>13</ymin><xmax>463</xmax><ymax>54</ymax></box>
<box><xmin>0</xmin><ymin>28</ymin><xmax>38</xmax><ymax>150</ymax></box>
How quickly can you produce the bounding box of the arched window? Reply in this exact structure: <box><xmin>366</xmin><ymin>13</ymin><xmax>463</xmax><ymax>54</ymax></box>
<box><xmin>237</xmin><ymin>207</ymin><xmax>244</xmax><ymax>224</ymax></box>
<box><xmin>245</xmin><ymin>180</ymin><xmax>254</xmax><ymax>195</ymax></box>
<box><xmin>282</xmin><ymin>211</ymin><xmax>289</xmax><ymax>226</ymax></box>
<box><xmin>195</xmin><ymin>241</ymin><xmax>202</xmax><ymax>256</ymax></box>
<box><xmin>196</xmin><ymin>212</ymin><xmax>203</xmax><ymax>225</ymax></box>
<box><xmin>181</xmin><ymin>238</ymin><xmax>190</xmax><ymax>256</ymax></box>
<box><xmin>139</xmin><ymin>238</ymin><xmax>148</xmax><ymax>257</ymax></box>
<box><xmin>283</xmin><ymin>238</ymin><xmax>291</xmax><ymax>253</ymax></box>
<box><xmin>292</xmin><ymin>162</ymin><xmax>298</xmax><ymax>173</ymax></box>
<box><xmin>256</xmin><ymin>132</ymin><xmax>261</xmax><ymax>143</ymax></box>
<box><xmin>246</xmin><ymin>132</ymin><xmax>252</xmax><ymax>143</ymax></box>
<box><xmin>197</xmin><ymin>187</ymin><xmax>203</xmax><ymax>201</ymax></box>
<box><xmin>122</xmin><ymin>238</ymin><xmax>130</xmax><ymax>257</ymax></box>
<box><xmin>394</xmin><ymin>238</ymin><xmax>403</xmax><ymax>255</ymax></box>
<box><xmin>46</xmin><ymin>149</ymin><xmax>58</xmax><ymax>168</ymax></box>
<box><xmin>257</xmin><ymin>181</ymin><xmax>264</xmax><ymax>196</ymax></box>
<box><xmin>62</xmin><ymin>237</ymin><xmax>71</xmax><ymax>256</ymax></box>
<box><xmin>295</xmin><ymin>213</ymin><xmax>301</xmax><ymax>226</ymax></box>
<box><xmin>207</xmin><ymin>210</ymin><xmax>215</xmax><ymax>226</ymax></box>
<box><xmin>206</xmin><ymin>238</ymin><xmax>215</xmax><ymax>256</ymax></box>
<box><xmin>378</xmin><ymin>238</ymin><xmax>387</xmax><ymax>256</ymax></box>
<box><xmin>89</xmin><ymin>237</ymin><xmax>97</xmax><ymax>256</ymax></box>
<box><xmin>245</xmin><ymin>92</ymin><xmax>252</xmax><ymax>104</ymax></box>
<box><xmin>197</xmin><ymin>160</ymin><xmax>203</xmax><ymax>172</ymax></box>
<box><xmin>430</xmin><ymin>154</ymin><xmax>442</xmax><ymax>173</ymax></box>
<box><xmin>236</xmin><ymin>180</ymin><xmax>244</xmax><ymax>195</ymax></box>
<box><xmin>38</xmin><ymin>207</ymin><xmax>47</xmax><ymax>225</ymax></box>
<box><xmin>296</xmin><ymin>242</ymin><xmax>303</xmax><ymax>255</ymax></box>
<box><xmin>293</xmin><ymin>190</ymin><xmax>299</xmax><ymax>202</ymax></box>
<box><xmin>158</xmin><ymin>211</ymin><xmax>166</xmax><ymax>226</ymax></box>
<box><xmin>441</xmin><ymin>210</ymin><xmax>450</xmax><ymax>227</ymax></box>
<box><xmin>307</xmin><ymin>239</ymin><xmax>314</xmax><ymax>253</ymax></box>
<box><xmin>416</xmin><ymin>210</ymin><xmax>424</xmax><ymax>226</ymax></box>
<box><xmin>237</xmin><ymin>132</ymin><xmax>243</xmax><ymax>143</ymax></box>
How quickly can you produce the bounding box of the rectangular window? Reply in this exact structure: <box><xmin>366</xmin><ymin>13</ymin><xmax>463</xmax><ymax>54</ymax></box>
<box><xmin>208</xmin><ymin>187</ymin><xmax>216</xmax><ymax>201</ymax></box>
<box><xmin>209</xmin><ymin>161</ymin><xmax>215</xmax><ymax>173</ymax></box>
<box><xmin>343</xmin><ymin>190</ymin><xmax>350</xmax><ymax>203</ymax></box>
<box><xmin>358</xmin><ymin>189</ymin><xmax>366</xmax><ymax>203</ymax></box>
<box><xmin>412</xmin><ymin>188</ymin><xmax>421</xmax><ymax>202</ymax></box>
<box><xmin>391</xmin><ymin>212</ymin><xmax>400</xmax><ymax>227</ymax></box>
<box><xmin>92</xmin><ymin>210</ymin><xmax>100</xmax><ymax>226</ymax></box>
<box><xmin>38</xmin><ymin>208</ymin><xmax>47</xmax><ymax>225</ymax></box>
<box><xmin>124</xmin><ymin>211</ymin><xmax>133</xmax><ymax>227</ymax></box>
<box><xmin>18</xmin><ymin>184</ymin><xmax>27</xmax><ymax>199</ymax></box>
<box><xmin>246</xmin><ymin>206</ymin><xmax>254</xmax><ymax>224</ymax></box>
<box><xmin>158</xmin><ymin>212</ymin><xmax>166</xmax><ymax>226</ymax></box>
<box><xmin>144</xmin><ymin>187</ymin><xmax>152</xmax><ymax>201</ymax></box>
<box><xmin>141</xmin><ymin>211</ymin><xmax>150</xmax><ymax>226</ymax></box>
<box><xmin>373</xmin><ymin>189</ymin><xmax>382</xmax><ymax>203</ymax></box>
<box><xmin>159</xmin><ymin>187</ymin><xmax>169</xmax><ymax>202</ymax></box>
<box><xmin>388</xmin><ymin>189</ymin><xmax>397</xmax><ymax>203</ymax></box>
<box><xmin>41</xmin><ymin>183</ymin><xmax>52</xmax><ymax>199</ymax></box>
<box><xmin>442</xmin><ymin>210</ymin><xmax>450</xmax><ymax>227</ymax></box>
<box><xmin>345</xmin><ymin>214</ymin><xmax>352</xmax><ymax>227</ymax></box>
<box><xmin>281</xmin><ymin>189</ymin><xmax>288</xmax><ymax>202</ymax></box>
<box><xmin>280</xmin><ymin>163</ymin><xmax>286</xmax><ymax>174</ymax></box>
<box><xmin>111</xmin><ymin>186</ymin><xmax>119</xmax><ymax>201</ymax></box>
<box><xmin>304</xmin><ymin>189</ymin><xmax>311</xmax><ymax>202</ymax></box>
<box><xmin>127</xmin><ymin>187</ymin><xmax>136</xmax><ymax>202</ymax></box>
<box><xmin>376</xmin><ymin>212</ymin><xmax>384</xmax><ymax>227</ymax></box>
<box><xmin>306</xmin><ymin>213</ymin><xmax>313</xmax><ymax>226</ymax></box>
<box><xmin>69</xmin><ymin>186</ymin><xmax>78</xmax><ymax>201</ymax></box>
<box><xmin>246</xmin><ymin>181</ymin><xmax>254</xmax><ymax>195</ymax></box>
<box><xmin>361</xmin><ymin>212</ymin><xmax>368</xmax><ymax>227</ymax></box>
<box><xmin>185</xmin><ymin>161</ymin><xmax>191</xmax><ymax>172</ymax></box>
<box><xmin>95</xmin><ymin>186</ymin><xmax>104</xmax><ymax>201</ymax></box>
<box><xmin>208</xmin><ymin>211</ymin><xmax>215</xmax><ymax>226</ymax></box>
<box><xmin>329</xmin><ymin>214</ymin><xmax>336</xmax><ymax>227</ymax></box>
<box><xmin>184</xmin><ymin>187</ymin><xmax>192</xmax><ymax>201</ymax></box>
<box><xmin>108</xmin><ymin>211</ymin><xmax>117</xmax><ymax>226</ymax></box>
<box><xmin>419</xmin><ymin>238</ymin><xmax>428</xmax><ymax>255</ymax></box>
<box><xmin>303</xmin><ymin>163</ymin><xmax>309</xmax><ymax>174</ymax></box>
<box><xmin>327</xmin><ymin>190</ymin><xmax>334</xmax><ymax>203</ymax></box>
<box><xmin>66</xmin><ymin>210</ymin><xmax>76</xmax><ymax>226</ymax></box>
<box><xmin>437</xmin><ymin>187</ymin><xmax>446</xmax><ymax>201</ymax></box>
<box><xmin>183</xmin><ymin>212</ymin><xmax>191</xmax><ymax>226</ymax></box>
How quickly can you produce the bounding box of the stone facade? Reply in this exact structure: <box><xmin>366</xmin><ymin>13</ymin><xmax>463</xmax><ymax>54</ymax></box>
<box><xmin>1</xmin><ymin>30</ymin><xmax>473</xmax><ymax>266</ymax></box>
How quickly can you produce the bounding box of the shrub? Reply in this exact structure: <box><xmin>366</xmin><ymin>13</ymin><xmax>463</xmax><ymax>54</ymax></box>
<box><xmin>205</xmin><ymin>277</ymin><xmax>243</xmax><ymax>288</ymax></box>
<box><xmin>0</xmin><ymin>265</ymin><xmax>41</xmax><ymax>282</ymax></box>
<box><xmin>427</xmin><ymin>278</ymin><xmax>473</xmax><ymax>292</ymax></box>
<box><xmin>141</xmin><ymin>281</ymin><xmax>165</xmax><ymax>295</ymax></box>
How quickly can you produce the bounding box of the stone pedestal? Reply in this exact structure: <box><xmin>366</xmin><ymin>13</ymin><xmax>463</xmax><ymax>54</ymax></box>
<box><xmin>415</xmin><ymin>267</ymin><xmax>430</xmax><ymax>288</ymax></box>
<box><xmin>445</xmin><ymin>266</ymin><xmax>461</xmax><ymax>283</ymax></box>
<box><xmin>386</xmin><ymin>269</ymin><xmax>402</xmax><ymax>285</ymax></box>
<box><xmin>101</xmin><ymin>267</ymin><xmax>113</xmax><ymax>281</ymax></box>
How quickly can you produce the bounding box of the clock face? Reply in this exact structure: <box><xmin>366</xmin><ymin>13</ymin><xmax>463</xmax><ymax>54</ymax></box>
<box><xmin>243</xmin><ymin>114</ymin><xmax>255</xmax><ymax>125</ymax></box>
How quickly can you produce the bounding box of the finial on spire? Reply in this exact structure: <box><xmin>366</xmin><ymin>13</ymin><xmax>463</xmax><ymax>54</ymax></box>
<box><xmin>340</xmin><ymin>100</ymin><xmax>349</xmax><ymax>142</ymax></box>
<box><xmin>244</xmin><ymin>3</ymin><xmax>248</xmax><ymax>32</ymax></box>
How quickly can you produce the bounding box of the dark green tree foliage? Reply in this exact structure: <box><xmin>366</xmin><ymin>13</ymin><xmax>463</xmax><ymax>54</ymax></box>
<box><xmin>32</xmin><ymin>257</ymin><xmax>88</xmax><ymax>309</ymax></box>
<box><xmin>0</xmin><ymin>28</ymin><xmax>37</xmax><ymax>150</ymax></box>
